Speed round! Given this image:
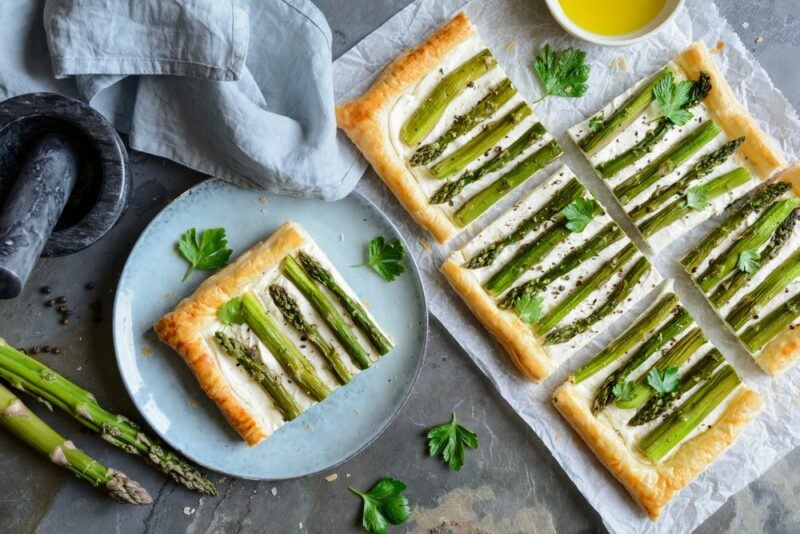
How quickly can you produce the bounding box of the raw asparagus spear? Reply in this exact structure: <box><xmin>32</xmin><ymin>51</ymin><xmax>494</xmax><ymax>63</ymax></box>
<box><xmin>465</xmin><ymin>177</ymin><xmax>583</xmax><ymax>269</ymax></box>
<box><xmin>430</xmin><ymin>103</ymin><xmax>532</xmax><ymax>179</ymax></box>
<box><xmin>616</xmin><ymin>327</ymin><xmax>706</xmax><ymax>409</ymax></box>
<box><xmin>740</xmin><ymin>291</ymin><xmax>800</xmax><ymax>352</ymax></box>
<box><xmin>454</xmin><ymin>139</ymin><xmax>563</xmax><ymax>226</ymax></box>
<box><xmin>638</xmin><ymin>167</ymin><xmax>753</xmax><ymax>238</ymax></box>
<box><xmin>629</xmin><ymin>349</ymin><xmax>725</xmax><ymax>426</ymax></box>
<box><xmin>282</xmin><ymin>256</ymin><xmax>372</xmax><ymax>369</ymax></box>
<box><xmin>592</xmin><ymin>307</ymin><xmax>692</xmax><ymax>414</ymax></box>
<box><xmin>614</xmin><ymin>120</ymin><xmax>722</xmax><ymax>205</ymax></box>
<box><xmin>535</xmin><ymin>243</ymin><xmax>637</xmax><ymax>335</ymax></box>
<box><xmin>572</xmin><ymin>294</ymin><xmax>680</xmax><ymax>383</ymax></box>
<box><xmin>596</xmin><ymin>72</ymin><xmax>712</xmax><ymax>178</ymax></box>
<box><xmin>544</xmin><ymin>257</ymin><xmax>651</xmax><ymax>345</ymax></box>
<box><xmin>709</xmin><ymin>208</ymin><xmax>800</xmax><ymax>307</ymax></box>
<box><xmin>0</xmin><ymin>340</ymin><xmax>216</xmax><ymax>495</ymax></box>
<box><xmin>215</xmin><ymin>331</ymin><xmax>303</xmax><ymax>420</ymax></box>
<box><xmin>627</xmin><ymin>137</ymin><xmax>744</xmax><ymax>222</ymax></box>
<box><xmin>401</xmin><ymin>49</ymin><xmax>497</xmax><ymax>146</ymax></box>
<box><xmin>639</xmin><ymin>364</ymin><xmax>740</xmax><ymax>462</ymax></box>
<box><xmin>430</xmin><ymin>124</ymin><xmax>546</xmax><ymax>204</ymax></box>
<box><xmin>683</xmin><ymin>182</ymin><xmax>792</xmax><ymax>272</ymax></box>
<box><xmin>410</xmin><ymin>78</ymin><xmax>517</xmax><ymax>166</ymax></box>
<box><xmin>695</xmin><ymin>197</ymin><xmax>800</xmax><ymax>292</ymax></box>
<box><xmin>578</xmin><ymin>67</ymin><xmax>674</xmax><ymax>156</ymax></box>
<box><xmin>242</xmin><ymin>292</ymin><xmax>331</xmax><ymax>401</ymax></box>
<box><xmin>499</xmin><ymin>223</ymin><xmax>624</xmax><ymax>309</ymax></box>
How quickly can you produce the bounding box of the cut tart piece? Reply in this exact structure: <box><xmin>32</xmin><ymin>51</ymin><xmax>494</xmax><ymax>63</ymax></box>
<box><xmin>681</xmin><ymin>164</ymin><xmax>800</xmax><ymax>375</ymax></box>
<box><xmin>336</xmin><ymin>12</ymin><xmax>562</xmax><ymax>244</ymax></box>
<box><xmin>554</xmin><ymin>284</ymin><xmax>763</xmax><ymax>521</ymax></box>
<box><xmin>569</xmin><ymin>41</ymin><xmax>785</xmax><ymax>253</ymax></box>
<box><xmin>155</xmin><ymin>221</ymin><xmax>393</xmax><ymax>446</ymax></box>
<box><xmin>441</xmin><ymin>165</ymin><xmax>661</xmax><ymax>382</ymax></box>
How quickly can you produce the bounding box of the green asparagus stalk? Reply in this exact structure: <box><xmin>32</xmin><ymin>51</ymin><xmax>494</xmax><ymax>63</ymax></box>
<box><xmin>638</xmin><ymin>167</ymin><xmax>753</xmax><ymax>238</ymax></box>
<box><xmin>578</xmin><ymin>67</ymin><xmax>674</xmax><ymax>156</ymax></box>
<box><xmin>410</xmin><ymin>79</ymin><xmax>517</xmax><ymax>166</ymax></box>
<box><xmin>0</xmin><ymin>340</ymin><xmax>216</xmax><ymax>495</ymax></box>
<box><xmin>401</xmin><ymin>49</ymin><xmax>497</xmax><ymax>146</ymax></box>
<box><xmin>629</xmin><ymin>349</ymin><xmax>725</xmax><ymax>426</ymax></box>
<box><xmin>297</xmin><ymin>252</ymin><xmax>393</xmax><ymax>355</ymax></box>
<box><xmin>454</xmin><ymin>139</ymin><xmax>563</xmax><ymax>226</ymax></box>
<box><xmin>0</xmin><ymin>382</ymin><xmax>152</xmax><ymax>504</ymax></box>
<box><xmin>430</xmin><ymin>124</ymin><xmax>546</xmax><ymax>204</ymax></box>
<box><xmin>572</xmin><ymin>294</ymin><xmax>680</xmax><ymax>383</ymax></box>
<box><xmin>639</xmin><ymin>364</ymin><xmax>740</xmax><ymax>462</ymax></box>
<box><xmin>241</xmin><ymin>292</ymin><xmax>331</xmax><ymax>401</ymax></box>
<box><xmin>465</xmin><ymin>177</ymin><xmax>583</xmax><ymax>269</ymax></box>
<box><xmin>614</xmin><ymin>120</ymin><xmax>722</xmax><ymax>205</ymax></box>
<box><xmin>709</xmin><ymin>208</ymin><xmax>800</xmax><ymax>307</ymax></box>
<box><xmin>696</xmin><ymin>197</ymin><xmax>800</xmax><ymax>292</ymax></box>
<box><xmin>214</xmin><ymin>331</ymin><xmax>303</xmax><ymax>420</ymax></box>
<box><xmin>499</xmin><ymin>223</ymin><xmax>624</xmax><ymax>309</ymax></box>
<box><xmin>740</xmin><ymin>291</ymin><xmax>800</xmax><ymax>352</ymax></box>
<box><xmin>596</xmin><ymin>72</ymin><xmax>712</xmax><ymax>178</ymax></box>
<box><xmin>592</xmin><ymin>307</ymin><xmax>692</xmax><ymax>414</ymax></box>
<box><xmin>535</xmin><ymin>244</ymin><xmax>637</xmax><ymax>335</ymax></box>
<box><xmin>544</xmin><ymin>257</ymin><xmax>651</xmax><ymax>345</ymax></box>
<box><xmin>627</xmin><ymin>137</ymin><xmax>744</xmax><ymax>222</ymax></box>
<box><xmin>429</xmin><ymin>103</ymin><xmax>532</xmax><ymax>179</ymax></box>
<box><xmin>282</xmin><ymin>256</ymin><xmax>372</xmax><ymax>369</ymax></box>
<box><xmin>616</xmin><ymin>327</ymin><xmax>706</xmax><ymax>409</ymax></box>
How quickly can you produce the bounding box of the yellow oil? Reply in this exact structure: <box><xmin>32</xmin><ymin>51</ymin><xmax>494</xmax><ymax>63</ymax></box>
<box><xmin>559</xmin><ymin>0</ymin><xmax>667</xmax><ymax>36</ymax></box>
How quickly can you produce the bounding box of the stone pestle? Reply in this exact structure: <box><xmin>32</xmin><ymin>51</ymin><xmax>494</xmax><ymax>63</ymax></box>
<box><xmin>0</xmin><ymin>134</ymin><xmax>79</xmax><ymax>298</ymax></box>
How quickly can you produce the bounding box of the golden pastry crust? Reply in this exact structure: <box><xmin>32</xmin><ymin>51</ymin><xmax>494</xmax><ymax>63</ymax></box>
<box><xmin>675</xmin><ymin>41</ymin><xmax>786</xmax><ymax>179</ymax></box>
<box><xmin>336</xmin><ymin>12</ymin><xmax>474</xmax><ymax>244</ymax></box>
<box><xmin>440</xmin><ymin>254</ymin><xmax>554</xmax><ymax>382</ymax></box>
<box><xmin>553</xmin><ymin>381</ymin><xmax>763</xmax><ymax>521</ymax></box>
<box><xmin>154</xmin><ymin>221</ymin><xmax>307</xmax><ymax>446</ymax></box>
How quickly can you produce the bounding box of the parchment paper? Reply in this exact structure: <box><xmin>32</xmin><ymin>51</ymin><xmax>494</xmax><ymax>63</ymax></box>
<box><xmin>333</xmin><ymin>1</ymin><xmax>800</xmax><ymax>532</ymax></box>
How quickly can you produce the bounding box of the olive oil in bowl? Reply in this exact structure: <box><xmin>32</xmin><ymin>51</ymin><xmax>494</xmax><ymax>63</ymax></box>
<box><xmin>558</xmin><ymin>0</ymin><xmax>668</xmax><ymax>36</ymax></box>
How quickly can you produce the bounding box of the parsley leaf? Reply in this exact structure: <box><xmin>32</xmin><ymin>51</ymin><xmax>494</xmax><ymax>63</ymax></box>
<box><xmin>532</xmin><ymin>44</ymin><xmax>590</xmax><ymax>103</ymax></box>
<box><xmin>612</xmin><ymin>380</ymin><xmax>635</xmax><ymax>402</ymax></box>
<box><xmin>562</xmin><ymin>197</ymin><xmax>599</xmax><ymax>232</ymax></box>
<box><xmin>588</xmin><ymin>112</ymin><xmax>604</xmax><ymax>132</ymax></box>
<box><xmin>426</xmin><ymin>412</ymin><xmax>479</xmax><ymax>471</ymax></box>
<box><xmin>218</xmin><ymin>297</ymin><xmax>246</xmax><ymax>326</ymax></box>
<box><xmin>653</xmin><ymin>71</ymin><xmax>695</xmax><ymax>125</ymax></box>
<box><xmin>737</xmin><ymin>248</ymin><xmax>761</xmax><ymax>273</ymax></box>
<box><xmin>647</xmin><ymin>367</ymin><xmax>680</xmax><ymax>395</ymax></box>
<box><xmin>686</xmin><ymin>186</ymin><xmax>710</xmax><ymax>211</ymax></box>
<box><xmin>177</xmin><ymin>227</ymin><xmax>232</xmax><ymax>282</ymax></box>
<box><xmin>356</xmin><ymin>236</ymin><xmax>406</xmax><ymax>282</ymax></box>
<box><xmin>514</xmin><ymin>293</ymin><xmax>544</xmax><ymax>324</ymax></box>
<box><xmin>349</xmin><ymin>478</ymin><xmax>411</xmax><ymax>534</ymax></box>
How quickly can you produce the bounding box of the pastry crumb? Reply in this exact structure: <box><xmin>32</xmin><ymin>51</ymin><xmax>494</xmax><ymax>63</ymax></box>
<box><xmin>271</xmin><ymin>487</ymin><xmax>278</xmax><ymax>496</ymax></box>
<box><xmin>755</xmin><ymin>36</ymin><xmax>764</xmax><ymax>44</ymax></box>
<box><xmin>610</xmin><ymin>56</ymin><xmax>628</xmax><ymax>72</ymax></box>
<box><xmin>183</xmin><ymin>506</ymin><xmax>196</xmax><ymax>516</ymax></box>
<box><xmin>325</xmin><ymin>473</ymin><xmax>338</xmax><ymax>482</ymax></box>
<box><xmin>505</xmin><ymin>41</ymin><xmax>516</xmax><ymax>53</ymax></box>
<box><xmin>419</xmin><ymin>237</ymin><xmax>433</xmax><ymax>253</ymax></box>
<box><xmin>741</xmin><ymin>21</ymin><xmax>750</xmax><ymax>30</ymax></box>
<box><xmin>338</xmin><ymin>233</ymin><xmax>345</xmax><ymax>242</ymax></box>
<box><xmin>141</xmin><ymin>346</ymin><xmax>153</xmax><ymax>357</ymax></box>
<box><xmin>713</xmin><ymin>40</ymin><xmax>726</xmax><ymax>54</ymax></box>
<box><xmin>353</xmin><ymin>407</ymin><xmax>361</xmax><ymax>415</ymax></box>
<box><xmin>259</xmin><ymin>196</ymin><xmax>268</xmax><ymax>205</ymax></box>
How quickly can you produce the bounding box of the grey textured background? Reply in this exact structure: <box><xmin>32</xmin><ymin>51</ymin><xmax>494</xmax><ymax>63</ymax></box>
<box><xmin>1</xmin><ymin>1</ymin><xmax>798</xmax><ymax>532</ymax></box>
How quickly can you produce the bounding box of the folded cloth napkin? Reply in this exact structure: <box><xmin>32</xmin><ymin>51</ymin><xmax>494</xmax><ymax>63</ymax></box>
<box><xmin>0</xmin><ymin>0</ymin><xmax>362</xmax><ymax>200</ymax></box>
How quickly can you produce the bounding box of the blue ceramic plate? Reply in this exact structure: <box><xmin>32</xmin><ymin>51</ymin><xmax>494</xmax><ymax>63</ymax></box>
<box><xmin>113</xmin><ymin>179</ymin><xmax>427</xmax><ymax>479</ymax></box>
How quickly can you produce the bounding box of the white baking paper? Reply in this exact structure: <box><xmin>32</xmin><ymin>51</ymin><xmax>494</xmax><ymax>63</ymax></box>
<box><xmin>333</xmin><ymin>1</ymin><xmax>800</xmax><ymax>532</ymax></box>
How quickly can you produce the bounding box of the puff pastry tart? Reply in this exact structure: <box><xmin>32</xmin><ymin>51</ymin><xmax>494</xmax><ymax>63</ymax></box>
<box><xmin>336</xmin><ymin>12</ymin><xmax>562</xmax><ymax>244</ymax></box>
<box><xmin>441</xmin><ymin>164</ymin><xmax>661</xmax><ymax>382</ymax></box>
<box><xmin>681</xmin><ymin>164</ymin><xmax>800</xmax><ymax>376</ymax></box>
<box><xmin>155</xmin><ymin>221</ymin><xmax>392</xmax><ymax>446</ymax></box>
<box><xmin>568</xmin><ymin>41</ymin><xmax>786</xmax><ymax>253</ymax></box>
<box><xmin>554</xmin><ymin>283</ymin><xmax>763</xmax><ymax>520</ymax></box>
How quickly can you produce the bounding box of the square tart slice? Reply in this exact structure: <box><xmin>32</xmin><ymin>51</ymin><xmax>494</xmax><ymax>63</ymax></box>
<box><xmin>336</xmin><ymin>12</ymin><xmax>562</xmax><ymax>244</ymax></box>
<box><xmin>155</xmin><ymin>221</ymin><xmax>391</xmax><ymax>446</ymax></box>
<box><xmin>568</xmin><ymin>40</ymin><xmax>786</xmax><ymax>253</ymax></box>
<box><xmin>681</xmin><ymin>164</ymin><xmax>800</xmax><ymax>376</ymax></box>
<box><xmin>554</xmin><ymin>284</ymin><xmax>763</xmax><ymax>521</ymax></box>
<box><xmin>441</xmin><ymin>164</ymin><xmax>662</xmax><ymax>382</ymax></box>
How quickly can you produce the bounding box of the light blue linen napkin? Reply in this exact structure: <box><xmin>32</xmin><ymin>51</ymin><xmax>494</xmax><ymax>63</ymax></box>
<box><xmin>0</xmin><ymin>0</ymin><xmax>362</xmax><ymax>200</ymax></box>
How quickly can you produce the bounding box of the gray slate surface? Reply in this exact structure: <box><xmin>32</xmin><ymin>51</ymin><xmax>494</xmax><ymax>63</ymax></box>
<box><xmin>1</xmin><ymin>1</ymin><xmax>798</xmax><ymax>532</ymax></box>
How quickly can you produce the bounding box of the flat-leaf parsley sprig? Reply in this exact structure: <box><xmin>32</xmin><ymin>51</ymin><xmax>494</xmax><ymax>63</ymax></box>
<box><xmin>177</xmin><ymin>227</ymin><xmax>232</xmax><ymax>282</ymax></box>
<box><xmin>355</xmin><ymin>236</ymin><xmax>407</xmax><ymax>282</ymax></box>
<box><xmin>426</xmin><ymin>412</ymin><xmax>479</xmax><ymax>471</ymax></box>
<box><xmin>349</xmin><ymin>477</ymin><xmax>411</xmax><ymax>534</ymax></box>
<box><xmin>531</xmin><ymin>44</ymin><xmax>590</xmax><ymax>104</ymax></box>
